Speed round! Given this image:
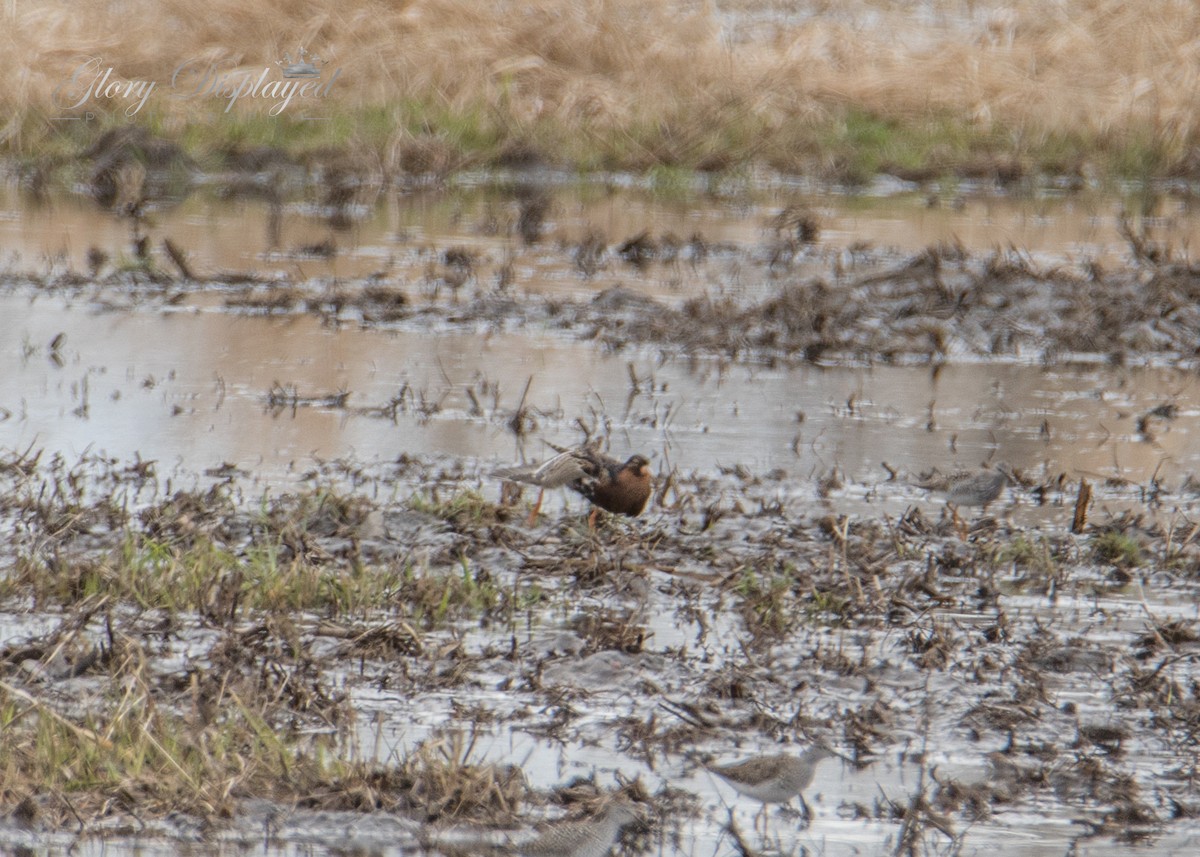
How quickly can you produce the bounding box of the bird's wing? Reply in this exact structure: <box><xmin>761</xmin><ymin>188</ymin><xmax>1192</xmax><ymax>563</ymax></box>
<box><xmin>713</xmin><ymin>754</ymin><xmax>786</xmax><ymax>784</ymax></box>
<box><xmin>494</xmin><ymin>449</ymin><xmax>590</xmax><ymax>489</ymax></box>
<box><xmin>531</xmin><ymin>450</ymin><xmax>591</xmax><ymax>488</ymax></box>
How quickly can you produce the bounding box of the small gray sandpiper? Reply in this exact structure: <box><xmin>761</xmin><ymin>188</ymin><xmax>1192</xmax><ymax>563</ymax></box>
<box><xmin>915</xmin><ymin>462</ymin><xmax>1015</xmax><ymax>533</ymax></box>
<box><xmin>943</xmin><ymin>463</ymin><xmax>1013</xmax><ymax>511</ymax></box>
<box><xmin>708</xmin><ymin>745</ymin><xmax>837</xmax><ymax>831</ymax></box>
<box><xmin>519</xmin><ymin>801</ymin><xmax>641</xmax><ymax>857</ymax></box>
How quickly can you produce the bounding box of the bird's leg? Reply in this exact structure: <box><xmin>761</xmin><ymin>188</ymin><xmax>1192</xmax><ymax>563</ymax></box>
<box><xmin>951</xmin><ymin>504</ymin><xmax>967</xmax><ymax>539</ymax></box>
<box><xmin>587</xmin><ymin>507</ymin><xmax>599</xmax><ymax>529</ymax></box>
<box><xmin>798</xmin><ymin>795</ymin><xmax>812</xmax><ymax>827</ymax></box>
<box><xmin>526</xmin><ymin>488</ymin><xmax>545</xmax><ymax>526</ymax></box>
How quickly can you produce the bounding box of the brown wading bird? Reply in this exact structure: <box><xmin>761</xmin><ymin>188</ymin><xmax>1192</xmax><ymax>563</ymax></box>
<box><xmin>494</xmin><ymin>444</ymin><xmax>652</xmax><ymax>526</ymax></box>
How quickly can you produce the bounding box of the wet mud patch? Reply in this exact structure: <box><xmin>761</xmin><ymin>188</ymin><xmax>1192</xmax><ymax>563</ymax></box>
<box><xmin>1</xmin><ymin>448</ymin><xmax>1199</xmax><ymax>853</ymax></box>
<box><xmin>6</xmin><ymin>234</ymin><xmax>1200</xmax><ymax>370</ymax></box>
<box><xmin>4</xmin><ymin>171</ymin><xmax>1200</xmax><ymax>853</ymax></box>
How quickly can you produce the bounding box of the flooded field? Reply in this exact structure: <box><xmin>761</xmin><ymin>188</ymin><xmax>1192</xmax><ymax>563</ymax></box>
<box><xmin>3</xmin><ymin>177</ymin><xmax>1199</xmax><ymax>501</ymax></box>
<box><xmin>5</xmin><ymin>175</ymin><xmax>1199</xmax><ymax>299</ymax></box>
<box><xmin>3</xmin><ymin>172</ymin><xmax>1200</xmax><ymax>857</ymax></box>
<box><xmin>3</xmin><ymin>293</ymin><xmax>1200</xmax><ymax>520</ymax></box>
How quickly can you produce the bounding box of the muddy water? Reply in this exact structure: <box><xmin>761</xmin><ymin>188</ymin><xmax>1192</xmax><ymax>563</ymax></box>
<box><xmin>3</xmin><ymin>292</ymin><xmax>1198</xmax><ymax>523</ymax></box>
<box><xmin>2</xmin><ymin>179</ymin><xmax>1194</xmax><ymax>303</ymax></box>
<box><xmin>5</xmin><ymin>179</ymin><xmax>1200</xmax><ymax>857</ymax></box>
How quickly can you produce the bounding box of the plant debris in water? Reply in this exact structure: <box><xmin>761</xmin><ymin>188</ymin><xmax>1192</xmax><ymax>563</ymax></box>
<box><xmin>9</xmin><ymin>218</ymin><xmax>1200</xmax><ymax>372</ymax></box>
<box><xmin>0</xmin><ymin>444</ymin><xmax>1198</xmax><ymax>853</ymax></box>
<box><xmin>4</xmin><ymin>155</ymin><xmax>1200</xmax><ymax>854</ymax></box>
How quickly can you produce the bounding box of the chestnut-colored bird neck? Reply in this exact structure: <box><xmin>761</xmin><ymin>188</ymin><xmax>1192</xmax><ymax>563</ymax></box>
<box><xmin>583</xmin><ymin>454</ymin><xmax>652</xmax><ymax>517</ymax></box>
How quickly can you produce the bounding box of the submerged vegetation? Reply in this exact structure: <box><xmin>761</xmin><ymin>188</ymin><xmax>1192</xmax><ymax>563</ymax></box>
<box><xmin>6</xmin><ymin>0</ymin><xmax>1200</xmax><ymax>181</ymax></box>
<box><xmin>9</xmin><ymin>226</ymin><xmax>1200</xmax><ymax>372</ymax></box>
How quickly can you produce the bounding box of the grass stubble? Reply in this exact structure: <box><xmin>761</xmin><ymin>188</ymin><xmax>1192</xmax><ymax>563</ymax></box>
<box><xmin>0</xmin><ymin>211</ymin><xmax>1183</xmax><ymax>845</ymax></box>
<box><xmin>3</xmin><ymin>2</ymin><xmax>1200</xmax><ymax>841</ymax></box>
<box><xmin>4</xmin><ymin>0</ymin><xmax>1200</xmax><ymax>181</ymax></box>
<box><xmin>1</xmin><ymin>442</ymin><xmax>1200</xmax><ymax>849</ymax></box>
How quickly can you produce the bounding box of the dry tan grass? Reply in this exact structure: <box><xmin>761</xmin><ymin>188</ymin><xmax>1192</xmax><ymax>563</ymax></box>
<box><xmin>5</xmin><ymin>0</ymin><xmax>1200</xmax><ymax>168</ymax></box>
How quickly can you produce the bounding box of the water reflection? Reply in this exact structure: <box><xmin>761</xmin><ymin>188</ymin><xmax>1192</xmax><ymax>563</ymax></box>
<box><xmin>1</xmin><ymin>296</ymin><xmax>1194</xmax><ymax>520</ymax></box>
<box><xmin>3</xmin><ymin>300</ymin><xmax>1200</xmax><ymax>857</ymax></box>
<box><xmin>3</xmin><ymin>178</ymin><xmax>1198</xmax><ymax>306</ymax></box>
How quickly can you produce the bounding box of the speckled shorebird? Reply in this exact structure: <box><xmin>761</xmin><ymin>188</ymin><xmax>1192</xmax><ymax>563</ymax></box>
<box><xmin>520</xmin><ymin>801</ymin><xmax>641</xmax><ymax>857</ymax></box>
<box><xmin>708</xmin><ymin>745</ymin><xmax>837</xmax><ymax>832</ymax></box>
<box><xmin>915</xmin><ymin>462</ymin><xmax>1015</xmax><ymax>532</ymax></box>
<box><xmin>943</xmin><ymin>463</ymin><xmax>1014</xmax><ymax>511</ymax></box>
<box><xmin>494</xmin><ymin>444</ymin><xmax>652</xmax><ymax>526</ymax></box>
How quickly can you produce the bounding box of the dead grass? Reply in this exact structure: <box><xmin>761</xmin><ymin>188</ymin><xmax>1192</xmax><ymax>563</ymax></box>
<box><xmin>398</xmin><ymin>730</ymin><xmax>527</xmax><ymax>822</ymax></box>
<box><xmin>0</xmin><ymin>624</ymin><xmax>521</xmax><ymax>827</ymax></box>
<box><xmin>0</xmin><ymin>614</ymin><xmax>355</xmax><ymax>824</ymax></box>
<box><xmin>5</xmin><ymin>1</ymin><xmax>1200</xmax><ymax>176</ymax></box>
<box><xmin>2</xmin><ymin>443</ymin><xmax>1200</xmax><ymax>839</ymax></box>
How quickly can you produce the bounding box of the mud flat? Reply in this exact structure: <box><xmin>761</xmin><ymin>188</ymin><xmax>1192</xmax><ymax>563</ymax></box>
<box><xmin>0</xmin><ymin>423</ymin><xmax>1199</xmax><ymax>855</ymax></box>
<box><xmin>2</xmin><ymin>173</ymin><xmax>1200</xmax><ymax>855</ymax></box>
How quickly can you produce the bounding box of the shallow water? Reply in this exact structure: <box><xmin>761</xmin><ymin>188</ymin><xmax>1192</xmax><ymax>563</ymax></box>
<box><xmin>2</xmin><ymin>177</ymin><xmax>1196</xmax><ymax>303</ymax></box>
<box><xmin>4</xmin><ymin>176</ymin><xmax>1200</xmax><ymax>857</ymax></box>
<box><xmin>5</xmin><ymin>565</ymin><xmax>1199</xmax><ymax>857</ymax></box>
<box><xmin>2</xmin><ymin>291</ymin><xmax>1197</xmax><ymax>525</ymax></box>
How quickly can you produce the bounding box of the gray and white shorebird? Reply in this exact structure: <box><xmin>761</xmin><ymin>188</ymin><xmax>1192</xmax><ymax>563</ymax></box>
<box><xmin>707</xmin><ymin>745</ymin><xmax>838</xmax><ymax>832</ymax></box>
<box><xmin>519</xmin><ymin>801</ymin><xmax>641</xmax><ymax>857</ymax></box>
<box><xmin>914</xmin><ymin>462</ymin><xmax>1015</xmax><ymax>531</ymax></box>
<box><xmin>942</xmin><ymin>463</ymin><xmax>1014</xmax><ymax>511</ymax></box>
